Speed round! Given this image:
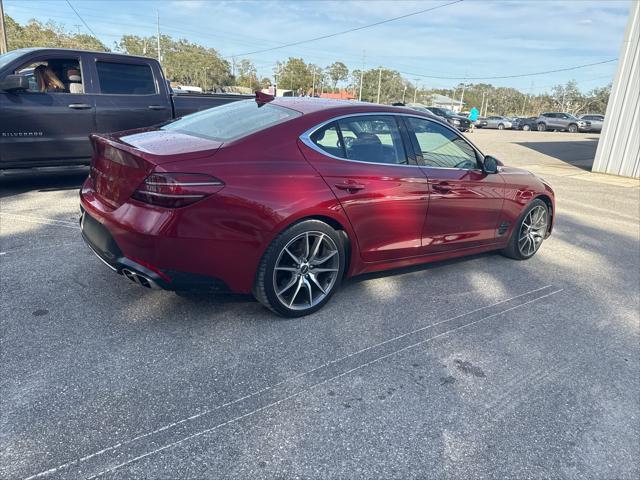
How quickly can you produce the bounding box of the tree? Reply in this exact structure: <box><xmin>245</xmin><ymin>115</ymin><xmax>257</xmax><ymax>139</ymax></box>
<box><xmin>236</xmin><ymin>59</ymin><xmax>260</xmax><ymax>90</ymax></box>
<box><xmin>551</xmin><ymin>80</ymin><xmax>587</xmax><ymax>115</ymax></box>
<box><xmin>5</xmin><ymin>15</ymin><xmax>108</xmax><ymax>51</ymax></box>
<box><xmin>116</xmin><ymin>34</ymin><xmax>232</xmax><ymax>90</ymax></box>
<box><xmin>326</xmin><ymin>61</ymin><xmax>348</xmax><ymax>91</ymax></box>
<box><xmin>585</xmin><ymin>84</ymin><xmax>611</xmax><ymax>114</ymax></box>
<box><xmin>275</xmin><ymin>57</ymin><xmax>313</xmax><ymax>92</ymax></box>
<box><xmin>349</xmin><ymin>67</ymin><xmax>411</xmax><ymax>104</ymax></box>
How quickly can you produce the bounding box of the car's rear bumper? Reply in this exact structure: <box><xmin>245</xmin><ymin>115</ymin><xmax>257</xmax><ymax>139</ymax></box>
<box><xmin>80</xmin><ymin>208</ymin><xmax>230</xmax><ymax>292</ymax></box>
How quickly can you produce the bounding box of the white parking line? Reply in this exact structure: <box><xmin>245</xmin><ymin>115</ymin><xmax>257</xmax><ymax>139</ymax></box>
<box><xmin>86</xmin><ymin>288</ymin><xmax>564</xmax><ymax>480</ymax></box>
<box><xmin>23</xmin><ymin>284</ymin><xmax>561</xmax><ymax>480</ymax></box>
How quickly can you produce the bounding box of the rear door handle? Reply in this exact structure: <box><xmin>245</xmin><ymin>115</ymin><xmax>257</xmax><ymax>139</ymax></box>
<box><xmin>148</xmin><ymin>105</ymin><xmax>168</xmax><ymax>110</ymax></box>
<box><xmin>432</xmin><ymin>182</ymin><xmax>452</xmax><ymax>193</ymax></box>
<box><xmin>335</xmin><ymin>182</ymin><xmax>365</xmax><ymax>193</ymax></box>
<box><xmin>68</xmin><ymin>103</ymin><xmax>92</xmax><ymax>109</ymax></box>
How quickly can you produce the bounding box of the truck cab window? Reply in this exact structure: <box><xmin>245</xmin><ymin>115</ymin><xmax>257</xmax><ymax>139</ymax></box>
<box><xmin>96</xmin><ymin>62</ymin><xmax>156</xmax><ymax>95</ymax></box>
<box><xmin>14</xmin><ymin>58</ymin><xmax>83</xmax><ymax>94</ymax></box>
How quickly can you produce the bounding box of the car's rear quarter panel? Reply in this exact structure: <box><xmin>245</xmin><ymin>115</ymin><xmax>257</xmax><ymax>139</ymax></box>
<box><xmin>151</xmin><ymin>123</ymin><xmax>354</xmax><ymax>293</ymax></box>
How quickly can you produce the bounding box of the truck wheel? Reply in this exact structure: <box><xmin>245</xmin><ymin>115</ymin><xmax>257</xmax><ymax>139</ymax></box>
<box><xmin>537</xmin><ymin>123</ymin><xmax>546</xmax><ymax>132</ymax></box>
<box><xmin>568</xmin><ymin>124</ymin><xmax>578</xmax><ymax>133</ymax></box>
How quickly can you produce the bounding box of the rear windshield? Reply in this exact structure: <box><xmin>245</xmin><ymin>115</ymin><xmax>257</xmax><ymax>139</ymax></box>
<box><xmin>162</xmin><ymin>100</ymin><xmax>301</xmax><ymax>142</ymax></box>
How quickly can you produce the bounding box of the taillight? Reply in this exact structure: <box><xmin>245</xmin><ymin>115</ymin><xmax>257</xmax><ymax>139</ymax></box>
<box><xmin>132</xmin><ymin>173</ymin><xmax>224</xmax><ymax>208</ymax></box>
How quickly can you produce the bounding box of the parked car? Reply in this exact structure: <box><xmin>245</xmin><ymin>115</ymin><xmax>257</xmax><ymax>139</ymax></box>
<box><xmin>0</xmin><ymin>48</ymin><xmax>252</xmax><ymax>169</ymax></box>
<box><xmin>423</xmin><ymin>106</ymin><xmax>471</xmax><ymax>132</ymax></box>
<box><xmin>579</xmin><ymin>114</ymin><xmax>604</xmax><ymax>133</ymax></box>
<box><xmin>536</xmin><ymin>112</ymin><xmax>591</xmax><ymax>133</ymax></box>
<box><xmin>484</xmin><ymin>116</ymin><xmax>513</xmax><ymax>130</ymax></box>
<box><xmin>80</xmin><ymin>97</ymin><xmax>555</xmax><ymax>317</ymax></box>
<box><xmin>475</xmin><ymin>116</ymin><xmax>488</xmax><ymax>128</ymax></box>
<box><xmin>512</xmin><ymin>117</ymin><xmax>538</xmax><ymax>131</ymax></box>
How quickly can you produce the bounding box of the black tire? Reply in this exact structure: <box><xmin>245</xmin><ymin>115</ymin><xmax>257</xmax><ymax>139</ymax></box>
<box><xmin>498</xmin><ymin>123</ymin><xmax>505</xmax><ymax>130</ymax></box>
<box><xmin>537</xmin><ymin>123</ymin><xmax>547</xmax><ymax>132</ymax></box>
<box><xmin>568</xmin><ymin>123</ymin><xmax>578</xmax><ymax>133</ymax></box>
<box><xmin>501</xmin><ymin>199</ymin><xmax>549</xmax><ymax>260</ymax></box>
<box><xmin>522</xmin><ymin>124</ymin><xmax>531</xmax><ymax>131</ymax></box>
<box><xmin>254</xmin><ymin>219</ymin><xmax>345</xmax><ymax>317</ymax></box>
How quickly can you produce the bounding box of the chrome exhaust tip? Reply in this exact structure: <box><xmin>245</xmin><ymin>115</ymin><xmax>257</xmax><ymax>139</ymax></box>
<box><xmin>121</xmin><ymin>268</ymin><xmax>160</xmax><ymax>289</ymax></box>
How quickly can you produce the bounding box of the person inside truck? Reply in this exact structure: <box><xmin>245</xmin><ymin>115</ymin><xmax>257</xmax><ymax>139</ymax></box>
<box><xmin>34</xmin><ymin>64</ymin><xmax>65</xmax><ymax>93</ymax></box>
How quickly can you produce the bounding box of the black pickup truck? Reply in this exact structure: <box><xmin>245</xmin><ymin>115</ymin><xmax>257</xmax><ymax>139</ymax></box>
<box><xmin>0</xmin><ymin>48</ymin><xmax>252</xmax><ymax>169</ymax></box>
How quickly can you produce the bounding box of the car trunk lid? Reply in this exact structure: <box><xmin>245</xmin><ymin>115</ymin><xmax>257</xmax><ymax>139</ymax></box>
<box><xmin>89</xmin><ymin>131</ymin><xmax>222</xmax><ymax>208</ymax></box>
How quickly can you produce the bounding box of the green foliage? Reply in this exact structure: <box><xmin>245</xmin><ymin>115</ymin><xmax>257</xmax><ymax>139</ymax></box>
<box><xmin>116</xmin><ymin>34</ymin><xmax>231</xmax><ymax>90</ymax></box>
<box><xmin>350</xmin><ymin>67</ymin><xmax>410</xmax><ymax>104</ymax></box>
<box><xmin>5</xmin><ymin>15</ymin><xmax>108</xmax><ymax>51</ymax></box>
<box><xmin>423</xmin><ymin>80</ymin><xmax>610</xmax><ymax>116</ymax></box>
<box><xmin>235</xmin><ymin>59</ymin><xmax>259</xmax><ymax>90</ymax></box>
<box><xmin>326</xmin><ymin>61</ymin><xmax>349</xmax><ymax>89</ymax></box>
<box><xmin>275</xmin><ymin>57</ymin><xmax>313</xmax><ymax>92</ymax></box>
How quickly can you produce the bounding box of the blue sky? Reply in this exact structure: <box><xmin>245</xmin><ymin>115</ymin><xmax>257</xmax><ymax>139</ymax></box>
<box><xmin>4</xmin><ymin>0</ymin><xmax>632</xmax><ymax>93</ymax></box>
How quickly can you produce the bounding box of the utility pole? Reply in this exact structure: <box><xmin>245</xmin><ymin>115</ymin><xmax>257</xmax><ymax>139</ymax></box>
<box><xmin>480</xmin><ymin>91</ymin><xmax>486</xmax><ymax>116</ymax></box>
<box><xmin>0</xmin><ymin>0</ymin><xmax>8</xmax><ymax>54</ymax></box>
<box><xmin>358</xmin><ymin>50</ymin><xmax>365</xmax><ymax>101</ymax></box>
<box><xmin>413</xmin><ymin>79</ymin><xmax>419</xmax><ymax>103</ymax></box>
<box><xmin>459</xmin><ymin>83</ymin><xmax>466</xmax><ymax>112</ymax></box>
<box><xmin>376</xmin><ymin>67</ymin><xmax>382</xmax><ymax>104</ymax></box>
<box><xmin>402</xmin><ymin>84</ymin><xmax>407</xmax><ymax>103</ymax></box>
<box><xmin>312</xmin><ymin>69</ymin><xmax>316</xmax><ymax>97</ymax></box>
<box><xmin>156</xmin><ymin>11</ymin><xmax>161</xmax><ymax>67</ymax></box>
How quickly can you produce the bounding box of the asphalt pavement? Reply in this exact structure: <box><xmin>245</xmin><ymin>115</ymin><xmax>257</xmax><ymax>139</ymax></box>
<box><xmin>1</xmin><ymin>130</ymin><xmax>639</xmax><ymax>479</ymax></box>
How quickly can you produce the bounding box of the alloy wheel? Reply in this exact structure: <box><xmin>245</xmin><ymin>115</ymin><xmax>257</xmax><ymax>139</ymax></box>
<box><xmin>273</xmin><ymin>231</ymin><xmax>340</xmax><ymax>311</ymax></box>
<box><xmin>518</xmin><ymin>205</ymin><xmax>548</xmax><ymax>257</ymax></box>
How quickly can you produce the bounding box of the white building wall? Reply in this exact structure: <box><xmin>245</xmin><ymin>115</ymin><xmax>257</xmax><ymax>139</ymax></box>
<box><xmin>592</xmin><ymin>1</ymin><xmax>640</xmax><ymax>178</ymax></box>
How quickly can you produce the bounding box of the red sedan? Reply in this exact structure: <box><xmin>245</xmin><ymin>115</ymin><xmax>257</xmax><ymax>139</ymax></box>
<box><xmin>80</xmin><ymin>96</ymin><xmax>555</xmax><ymax>317</ymax></box>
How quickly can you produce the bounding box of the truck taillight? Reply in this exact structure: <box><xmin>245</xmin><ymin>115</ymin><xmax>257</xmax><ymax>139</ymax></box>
<box><xmin>132</xmin><ymin>173</ymin><xmax>224</xmax><ymax>208</ymax></box>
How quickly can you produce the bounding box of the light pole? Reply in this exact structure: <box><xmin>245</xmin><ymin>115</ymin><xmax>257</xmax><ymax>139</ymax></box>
<box><xmin>0</xmin><ymin>0</ymin><xmax>8</xmax><ymax>54</ymax></box>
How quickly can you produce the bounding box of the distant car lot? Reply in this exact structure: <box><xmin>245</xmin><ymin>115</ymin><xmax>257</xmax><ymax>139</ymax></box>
<box><xmin>1</xmin><ymin>129</ymin><xmax>638</xmax><ymax>479</ymax></box>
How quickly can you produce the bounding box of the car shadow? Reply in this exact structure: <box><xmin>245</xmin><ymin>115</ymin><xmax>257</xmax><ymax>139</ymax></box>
<box><xmin>516</xmin><ymin>137</ymin><xmax>599</xmax><ymax>171</ymax></box>
<box><xmin>0</xmin><ymin>167</ymin><xmax>88</xmax><ymax>198</ymax></box>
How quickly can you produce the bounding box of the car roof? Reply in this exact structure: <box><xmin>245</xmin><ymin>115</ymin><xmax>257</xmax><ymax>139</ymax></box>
<box><xmin>270</xmin><ymin>97</ymin><xmax>433</xmax><ymax>117</ymax></box>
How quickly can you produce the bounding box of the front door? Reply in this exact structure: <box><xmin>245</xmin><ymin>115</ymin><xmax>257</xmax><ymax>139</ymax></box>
<box><xmin>0</xmin><ymin>54</ymin><xmax>95</xmax><ymax>167</ymax></box>
<box><xmin>299</xmin><ymin>114</ymin><xmax>430</xmax><ymax>262</ymax></box>
<box><xmin>403</xmin><ymin>116</ymin><xmax>505</xmax><ymax>253</ymax></box>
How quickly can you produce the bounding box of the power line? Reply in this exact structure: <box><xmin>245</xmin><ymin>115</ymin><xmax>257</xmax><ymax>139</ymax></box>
<box><xmin>64</xmin><ymin>0</ymin><xmax>97</xmax><ymax>37</ymax></box>
<box><xmin>398</xmin><ymin>58</ymin><xmax>618</xmax><ymax>81</ymax></box>
<box><xmin>227</xmin><ymin>0</ymin><xmax>464</xmax><ymax>58</ymax></box>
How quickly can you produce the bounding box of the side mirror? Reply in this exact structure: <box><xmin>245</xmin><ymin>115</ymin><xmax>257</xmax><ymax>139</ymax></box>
<box><xmin>0</xmin><ymin>75</ymin><xmax>29</xmax><ymax>92</ymax></box>
<box><xmin>483</xmin><ymin>155</ymin><xmax>500</xmax><ymax>174</ymax></box>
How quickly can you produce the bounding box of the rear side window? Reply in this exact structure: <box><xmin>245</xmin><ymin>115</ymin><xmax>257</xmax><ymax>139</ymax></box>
<box><xmin>310</xmin><ymin>116</ymin><xmax>407</xmax><ymax>165</ymax></box>
<box><xmin>96</xmin><ymin>62</ymin><xmax>156</xmax><ymax>95</ymax></box>
<box><xmin>338</xmin><ymin>116</ymin><xmax>407</xmax><ymax>165</ymax></box>
<box><xmin>310</xmin><ymin>123</ymin><xmax>344</xmax><ymax>158</ymax></box>
<box><xmin>162</xmin><ymin>100</ymin><xmax>301</xmax><ymax>142</ymax></box>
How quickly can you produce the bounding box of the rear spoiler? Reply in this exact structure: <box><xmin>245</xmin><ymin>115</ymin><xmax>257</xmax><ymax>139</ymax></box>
<box><xmin>255</xmin><ymin>91</ymin><xmax>275</xmax><ymax>105</ymax></box>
